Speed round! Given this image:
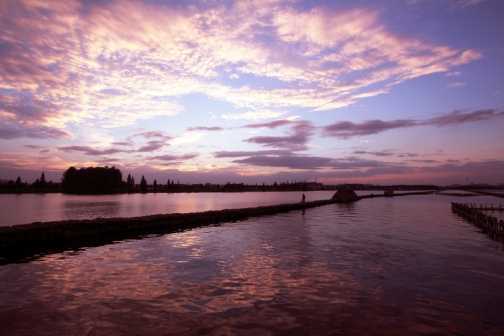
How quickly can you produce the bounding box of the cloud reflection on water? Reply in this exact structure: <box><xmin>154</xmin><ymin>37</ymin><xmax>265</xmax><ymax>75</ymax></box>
<box><xmin>1</xmin><ymin>196</ymin><xmax>504</xmax><ymax>334</ymax></box>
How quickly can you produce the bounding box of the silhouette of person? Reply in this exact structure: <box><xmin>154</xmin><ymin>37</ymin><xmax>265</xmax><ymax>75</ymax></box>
<box><xmin>302</xmin><ymin>193</ymin><xmax>305</xmax><ymax>203</ymax></box>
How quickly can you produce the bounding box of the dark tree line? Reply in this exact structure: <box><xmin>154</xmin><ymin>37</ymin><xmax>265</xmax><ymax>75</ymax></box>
<box><xmin>2</xmin><ymin>166</ymin><xmax>448</xmax><ymax>195</ymax></box>
<box><xmin>0</xmin><ymin>172</ymin><xmax>60</xmax><ymax>193</ymax></box>
<box><xmin>61</xmin><ymin>166</ymin><xmax>122</xmax><ymax>194</ymax></box>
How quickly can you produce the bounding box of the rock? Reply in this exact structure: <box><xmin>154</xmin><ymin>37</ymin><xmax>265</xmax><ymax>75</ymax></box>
<box><xmin>384</xmin><ymin>188</ymin><xmax>394</xmax><ymax>196</ymax></box>
<box><xmin>331</xmin><ymin>187</ymin><xmax>359</xmax><ymax>202</ymax></box>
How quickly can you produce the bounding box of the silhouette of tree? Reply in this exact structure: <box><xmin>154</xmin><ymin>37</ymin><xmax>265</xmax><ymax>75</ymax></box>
<box><xmin>153</xmin><ymin>179</ymin><xmax>157</xmax><ymax>191</ymax></box>
<box><xmin>40</xmin><ymin>172</ymin><xmax>47</xmax><ymax>189</ymax></box>
<box><xmin>127</xmin><ymin>174</ymin><xmax>134</xmax><ymax>193</ymax></box>
<box><xmin>15</xmin><ymin>176</ymin><xmax>22</xmax><ymax>188</ymax></box>
<box><xmin>61</xmin><ymin>166</ymin><xmax>122</xmax><ymax>194</ymax></box>
<box><xmin>140</xmin><ymin>175</ymin><xmax>147</xmax><ymax>193</ymax></box>
<box><xmin>31</xmin><ymin>179</ymin><xmax>40</xmax><ymax>189</ymax></box>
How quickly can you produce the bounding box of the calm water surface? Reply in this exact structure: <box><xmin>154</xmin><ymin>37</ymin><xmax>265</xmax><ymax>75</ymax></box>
<box><xmin>0</xmin><ymin>191</ymin><xmax>338</xmax><ymax>227</ymax></box>
<box><xmin>1</xmin><ymin>194</ymin><xmax>504</xmax><ymax>335</ymax></box>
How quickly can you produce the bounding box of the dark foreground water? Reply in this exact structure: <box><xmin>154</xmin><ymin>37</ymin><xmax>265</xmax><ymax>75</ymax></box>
<box><xmin>1</xmin><ymin>194</ymin><xmax>504</xmax><ymax>335</ymax></box>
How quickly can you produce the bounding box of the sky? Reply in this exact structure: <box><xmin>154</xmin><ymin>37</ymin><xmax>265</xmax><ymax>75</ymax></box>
<box><xmin>0</xmin><ymin>0</ymin><xmax>503</xmax><ymax>185</ymax></box>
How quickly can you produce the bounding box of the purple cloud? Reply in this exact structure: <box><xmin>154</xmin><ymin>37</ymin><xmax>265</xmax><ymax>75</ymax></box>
<box><xmin>425</xmin><ymin>109</ymin><xmax>504</xmax><ymax>126</ymax></box>
<box><xmin>244</xmin><ymin>121</ymin><xmax>315</xmax><ymax>151</ymax></box>
<box><xmin>323</xmin><ymin>120</ymin><xmax>417</xmax><ymax>139</ymax></box>
<box><xmin>187</xmin><ymin>126</ymin><xmax>224</xmax><ymax>131</ymax></box>
<box><xmin>0</xmin><ymin>125</ymin><xmax>73</xmax><ymax>139</ymax></box>
<box><xmin>233</xmin><ymin>154</ymin><xmax>390</xmax><ymax>170</ymax></box>
<box><xmin>127</xmin><ymin>131</ymin><xmax>172</xmax><ymax>142</ymax></box>
<box><xmin>214</xmin><ymin>150</ymin><xmax>293</xmax><ymax>158</ymax></box>
<box><xmin>111</xmin><ymin>142</ymin><xmax>133</xmax><ymax>146</ymax></box>
<box><xmin>242</xmin><ymin>120</ymin><xmax>293</xmax><ymax>129</ymax></box>
<box><xmin>233</xmin><ymin>155</ymin><xmax>334</xmax><ymax>170</ymax></box>
<box><xmin>407</xmin><ymin>159</ymin><xmax>439</xmax><ymax>163</ymax></box>
<box><xmin>323</xmin><ymin>109</ymin><xmax>504</xmax><ymax>139</ymax></box>
<box><xmin>397</xmin><ymin>153</ymin><xmax>419</xmax><ymax>158</ymax></box>
<box><xmin>136</xmin><ymin>140</ymin><xmax>168</xmax><ymax>152</ymax></box>
<box><xmin>148</xmin><ymin>153</ymin><xmax>199</xmax><ymax>161</ymax></box>
<box><xmin>124</xmin><ymin>131</ymin><xmax>173</xmax><ymax>152</ymax></box>
<box><xmin>58</xmin><ymin>146</ymin><xmax>125</xmax><ymax>156</ymax></box>
<box><xmin>353</xmin><ymin>150</ymin><xmax>395</xmax><ymax>157</ymax></box>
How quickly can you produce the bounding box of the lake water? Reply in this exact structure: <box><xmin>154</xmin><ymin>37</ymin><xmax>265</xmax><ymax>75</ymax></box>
<box><xmin>1</xmin><ymin>192</ymin><xmax>504</xmax><ymax>335</ymax></box>
<box><xmin>0</xmin><ymin>190</ymin><xmax>445</xmax><ymax>227</ymax></box>
<box><xmin>0</xmin><ymin>191</ymin><xmax>339</xmax><ymax>227</ymax></box>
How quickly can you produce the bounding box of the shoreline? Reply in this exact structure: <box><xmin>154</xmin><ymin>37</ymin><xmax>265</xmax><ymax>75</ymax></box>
<box><xmin>0</xmin><ymin>188</ymin><xmax>441</xmax><ymax>195</ymax></box>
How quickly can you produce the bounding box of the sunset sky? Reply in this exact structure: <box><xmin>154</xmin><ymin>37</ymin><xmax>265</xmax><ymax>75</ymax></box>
<box><xmin>0</xmin><ymin>0</ymin><xmax>503</xmax><ymax>185</ymax></box>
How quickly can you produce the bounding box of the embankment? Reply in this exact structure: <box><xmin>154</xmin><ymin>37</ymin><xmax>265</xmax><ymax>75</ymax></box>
<box><xmin>0</xmin><ymin>199</ymin><xmax>337</xmax><ymax>249</ymax></box>
<box><xmin>0</xmin><ymin>191</ymin><xmax>435</xmax><ymax>250</ymax></box>
<box><xmin>471</xmin><ymin>190</ymin><xmax>504</xmax><ymax>199</ymax></box>
<box><xmin>359</xmin><ymin>190</ymin><xmax>434</xmax><ymax>199</ymax></box>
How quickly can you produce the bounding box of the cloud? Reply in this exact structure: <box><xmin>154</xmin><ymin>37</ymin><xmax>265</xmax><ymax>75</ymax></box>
<box><xmin>171</xmin><ymin>132</ymin><xmax>204</xmax><ymax>145</ymax></box>
<box><xmin>213</xmin><ymin>150</ymin><xmax>293</xmax><ymax>158</ymax></box>
<box><xmin>408</xmin><ymin>0</ymin><xmax>487</xmax><ymax>10</ymax></box>
<box><xmin>148</xmin><ymin>153</ymin><xmax>199</xmax><ymax>161</ymax></box>
<box><xmin>397</xmin><ymin>153</ymin><xmax>419</xmax><ymax>158</ymax></box>
<box><xmin>59</xmin><ymin>137</ymin><xmax>172</xmax><ymax>155</ymax></box>
<box><xmin>127</xmin><ymin>131</ymin><xmax>172</xmax><ymax>142</ymax></box>
<box><xmin>323</xmin><ymin>120</ymin><xmax>417</xmax><ymax>139</ymax></box>
<box><xmin>425</xmin><ymin>109</ymin><xmax>504</xmax><ymax>126</ymax></box>
<box><xmin>233</xmin><ymin>155</ymin><xmax>333</xmax><ymax>170</ymax></box>
<box><xmin>407</xmin><ymin>159</ymin><xmax>439</xmax><ymax>163</ymax></box>
<box><xmin>446</xmin><ymin>82</ymin><xmax>466</xmax><ymax>88</ymax></box>
<box><xmin>323</xmin><ymin>109</ymin><xmax>504</xmax><ymax>139</ymax></box>
<box><xmin>136</xmin><ymin>140</ymin><xmax>168</xmax><ymax>152</ymax></box>
<box><xmin>58</xmin><ymin>146</ymin><xmax>125</xmax><ymax>156</ymax></box>
<box><xmin>0</xmin><ymin>0</ymin><xmax>483</xmax><ymax>141</ymax></box>
<box><xmin>242</xmin><ymin>120</ymin><xmax>293</xmax><ymax>129</ymax></box>
<box><xmin>233</xmin><ymin>154</ymin><xmax>392</xmax><ymax>170</ymax></box>
<box><xmin>244</xmin><ymin>121</ymin><xmax>315</xmax><ymax>151</ymax></box>
<box><xmin>221</xmin><ymin>110</ymin><xmax>287</xmax><ymax>121</ymax></box>
<box><xmin>352</xmin><ymin>150</ymin><xmax>395</xmax><ymax>157</ymax></box>
<box><xmin>186</xmin><ymin>126</ymin><xmax>224</xmax><ymax>132</ymax></box>
<box><xmin>0</xmin><ymin>124</ymin><xmax>73</xmax><ymax>140</ymax></box>
<box><xmin>111</xmin><ymin>142</ymin><xmax>133</xmax><ymax>146</ymax></box>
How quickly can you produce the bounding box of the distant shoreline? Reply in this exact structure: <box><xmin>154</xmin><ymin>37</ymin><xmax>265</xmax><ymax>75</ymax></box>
<box><xmin>1</xmin><ymin>187</ymin><xmax>503</xmax><ymax>196</ymax></box>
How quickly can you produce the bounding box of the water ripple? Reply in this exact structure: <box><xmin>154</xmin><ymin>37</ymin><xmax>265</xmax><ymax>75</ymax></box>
<box><xmin>1</xmin><ymin>195</ymin><xmax>504</xmax><ymax>334</ymax></box>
